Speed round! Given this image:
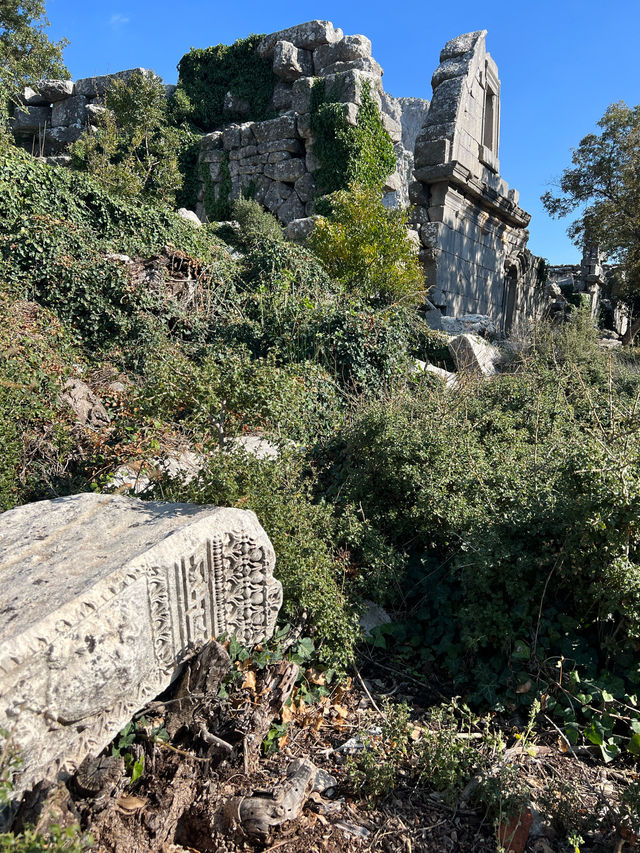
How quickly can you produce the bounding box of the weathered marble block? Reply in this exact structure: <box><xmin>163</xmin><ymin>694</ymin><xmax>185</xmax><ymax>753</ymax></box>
<box><xmin>0</xmin><ymin>494</ymin><xmax>282</xmax><ymax>795</ymax></box>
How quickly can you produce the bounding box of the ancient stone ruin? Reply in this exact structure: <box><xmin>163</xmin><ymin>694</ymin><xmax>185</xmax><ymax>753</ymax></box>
<box><xmin>11</xmin><ymin>20</ymin><xmax>546</xmax><ymax>334</ymax></box>
<box><xmin>0</xmin><ymin>494</ymin><xmax>282</xmax><ymax>796</ymax></box>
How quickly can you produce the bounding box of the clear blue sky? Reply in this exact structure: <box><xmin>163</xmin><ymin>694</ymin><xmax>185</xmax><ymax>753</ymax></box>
<box><xmin>45</xmin><ymin>0</ymin><xmax>640</xmax><ymax>264</ymax></box>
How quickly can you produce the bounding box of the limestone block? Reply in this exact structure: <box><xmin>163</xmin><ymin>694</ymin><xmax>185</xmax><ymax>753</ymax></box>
<box><xmin>305</xmin><ymin>151</ymin><xmax>320</xmax><ymax>172</ymax></box>
<box><xmin>408</xmin><ymin>181</ymin><xmax>429</xmax><ymax>207</ymax></box>
<box><xmin>201</xmin><ymin>131</ymin><xmax>224</xmax><ymax>152</ymax></box>
<box><xmin>381</xmin><ymin>112</ymin><xmax>402</xmax><ymax>143</ymax></box>
<box><xmin>223</xmin><ymin>124</ymin><xmax>241</xmax><ymax>150</ymax></box>
<box><xmin>86</xmin><ymin>103</ymin><xmax>107</xmax><ymax>122</ymax></box>
<box><xmin>257</xmin><ymin>138</ymin><xmax>302</xmax><ymax>155</ymax></box>
<box><xmin>22</xmin><ymin>86</ymin><xmax>49</xmax><ymax>106</ymax></box>
<box><xmin>75</xmin><ymin>68</ymin><xmax>155</xmax><ymax>98</ymax></box>
<box><xmin>439</xmin><ymin>31</ymin><xmax>486</xmax><ymax>62</ymax></box>
<box><xmin>0</xmin><ymin>493</ymin><xmax>281</xmax><ymax>796</ymax></box>
<box><xmin>397</xmin><ymin>97</ymin><xmax>431</xmax><ymax>152</ymax></box>
<box><xmin>271</xmin><ymin>81</ymin><xmax>293</xmax><ymax>111</ymax></box>
<box><xmin>177</xmin><ymin>208</ymin><xmax>202</xmax><ymax>227</ymax></box>
<box><xmin>51</xmin><ymin>95</ymin><xmax>87</xmax><ymax>128</ymax></box>
<box><xmin>447</xmin><ymin>333</ymin><xmax>501</xmax><ymax>376</ymax></box>
<box><xmin>264</xmin><ymin>157</ymin><xmax>305</xmax><ymax>183</ymax></box>
<box><xmin>239</xmin><ymin>122</ymin><xmax>255</xmax><ymax>147</ymax></box>
<box><xmin>322</xmin><ymin>70</ymin><xmax>382</xmax><ymax>108</ymax></box>
<box><xmin>296</xmin><ymin>113</ymin><xmax>312</xmax><ymax>139</ymax></box>
<box><xmin>37</xmin><ymin>79</ymin><xmax>74</xmax><ymax>101</ymax></box>
<box><xmin>313</xmin><ymin>34</ymin><xmax>372</xmax><ymax>74</ymax></box>
<box><xmin>292</xmin><ymin>77</ymin><xmax>314</xmax><ymax>114</ymax></box>
<box><xmin>252</xmin><ymin>115</ymin><xmax>297</xmax><ymax>144</ymax></box>
<box><xmin>441</xmin><ymin>314</ymin><xmax>497</xmax><ymax>338</ymax></box>
<box><xmin>264</xmin><ymin>181</ymin><xmax>291</xmax><ymax>213</ymax></box>
<box><xmin>419</xmin><ymin>222</ymin><xmax>443</xmax><ymax>248</ymax></box>
<box><xmin>427</xmin><ymin>76</ymin><xmax>466</xmax><ymax>125</ymax></box>
<box><xmin>273</xmin><ymin>40</ymin><xmax>313</xmax><ymax>81</ymax></box>
<box><xmin>285</xmin><ymin>216</ymin><xmax>317</xmax><ymax>241</ymax></box>
<box><xmin>164</xmin><ymin>84</ymin><xmax>177</xmax><ymax>98</ymax></box>
<box><xmin>60</xmin><ymin>378</ymin><xmax>110</xmax><ymax>428</ymax></box>
<box><xmin>294</xmin><ymin>173</ymin><xmax>315</xmax><ymax>203</ymax></box>
<box><xmin>11</xmin><ymin>105</ymin><xmax>50</xmax><ymax>132</ymax></box>
<box><xmin>258</xmin><ymin>21</ymin><xmax>342</xmax><ymax>58</ymax></box>
<box><xmin>277</xmin><ymin>191</ymin><xmax>306</xmax><ymax>223</ymax></box>
<box><xmin>414</xmin><ymin>138</ymin><xmax>450</xmax><ymax>169</ymax></box>
<box><xmin>320</xmin><ymin>57</ymin><xmax>383</xmax><ymax>79</ymax></box>
<box><xmin>431</xmin><ymin>56</ymin><xmax>471</xmax><ymax>88</ymax></box>
<box><xmin>43</xmin><ymin>126</ymin><xmax>83</xmax><ymax>154</ymax></box>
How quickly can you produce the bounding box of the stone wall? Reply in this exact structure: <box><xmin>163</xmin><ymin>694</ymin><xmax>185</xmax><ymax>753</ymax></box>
<box><xmin>12</xmin><ymin>21</ymin><xmax>545</xmax><ymax>333</ymax></box>
<box><xmin>409</xmin><ymin>31</ymin><xmax>544</xmax><ymax>333</ymax></box>
<box><xmin>194</xmin><ymin>21</ymin><xmax>426</xmax><ymax>224</ymax></box>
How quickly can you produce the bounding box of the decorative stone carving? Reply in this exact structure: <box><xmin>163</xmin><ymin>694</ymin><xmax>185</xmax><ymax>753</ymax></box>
<box><xmin>0</xmin><ymin>494</ymin><xmax>281</xmax><ymax>797</ymax></box>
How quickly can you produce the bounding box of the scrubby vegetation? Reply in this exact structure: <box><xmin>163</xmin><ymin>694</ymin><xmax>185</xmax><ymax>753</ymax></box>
<box><xmin>3</xmin><ymin>57</ymin><xmax>640</xmax><ymax>848</ymax></box>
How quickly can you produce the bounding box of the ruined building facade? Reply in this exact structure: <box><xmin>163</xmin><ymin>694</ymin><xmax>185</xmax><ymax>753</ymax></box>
<box><xmin>11</xmin><ymin>21</ymin><xmax>546</xmax><ymax>334</ymax></box>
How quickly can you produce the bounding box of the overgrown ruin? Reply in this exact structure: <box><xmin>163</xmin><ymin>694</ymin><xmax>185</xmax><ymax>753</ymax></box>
<box><xmin>11</xmin><ymin>21</ymin><xmax>549</xmax><ymax>334</ymax></box>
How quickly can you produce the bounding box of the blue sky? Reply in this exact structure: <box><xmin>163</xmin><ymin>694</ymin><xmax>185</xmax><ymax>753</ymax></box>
<box><xmin>45</xmin><ymin>0</ymin><xmax>640</xmax><ymax>264</ymax></box>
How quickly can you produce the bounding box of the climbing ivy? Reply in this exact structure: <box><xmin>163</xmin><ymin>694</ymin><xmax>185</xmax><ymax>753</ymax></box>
<box><xmin>174</xmin><ymin>35</ymin><xmax>276</xmax><ymax>132</ymax></box>
<box><xmin>310</xmin><ymin>78</ymin><xmax>395</xmax><ymax>196</ymax></box>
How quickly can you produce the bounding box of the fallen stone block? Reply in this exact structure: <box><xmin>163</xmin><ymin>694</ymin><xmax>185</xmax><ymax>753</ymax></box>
<box><xmin>177</xmin><ymin>208</ymin><xmax>202</xmax><ymax>227</ymax></box>
<box><xmin>441</xmin><ymin>314</ymin><xmax>498</xmax><ymax>339</ymax></box>
<box><xmin>448</xmin><ymin>333</ymin><xmax>501</xmax><ymax>376</ymax></box>
<box><xmin>0</xmin><ymin>493</ymin><xmax>282</xmax><ymax>796</ymax></box>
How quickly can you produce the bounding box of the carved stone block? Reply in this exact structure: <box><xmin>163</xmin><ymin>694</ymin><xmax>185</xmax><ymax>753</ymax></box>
<box><xmin>0</xmin><ymin>494</ymin><xmax>281</xmax><ymax>796</ymax></box>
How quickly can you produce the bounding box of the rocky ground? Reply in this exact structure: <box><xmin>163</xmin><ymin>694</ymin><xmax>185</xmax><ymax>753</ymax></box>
<box><xmin>10</xmin><ymin>641</ymin><xmax>639</xmax><ymax>853</ymax></box>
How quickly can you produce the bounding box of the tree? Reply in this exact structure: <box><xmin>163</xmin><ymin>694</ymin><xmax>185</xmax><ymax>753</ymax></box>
<box><xmin>542</xmin><ymin>102</ymin><xmax>640</xmax><ymax>342</ymax></box>
<box><xmin>0</xmin><ymin>0</ymin><xmax>68</xmax><ymax>107</ymax></box>
<box><xmin>71</xmin><ymin>71</ymin><xmax>190</xmax><ymax>206</ymax></box>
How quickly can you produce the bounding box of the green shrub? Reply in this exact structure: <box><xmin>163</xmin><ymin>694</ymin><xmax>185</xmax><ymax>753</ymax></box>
<box><xmin>308</xmin><ymin>184</ymin><xmax>424</xmax><ymax>303</ymax></box>
<box><xmin>175</xmin><ymin>36</ymin><xmax>275</xmax><ymax>131</ymax></box>
<box><xmin>71</xmin><ymin>71</ymin><xmax>187</xmax><ymax>206</ymax></box>
<box><xmin>231</xmin><ymin>197</ymin><xmax>283</xmax><ymax>246</ymax></box>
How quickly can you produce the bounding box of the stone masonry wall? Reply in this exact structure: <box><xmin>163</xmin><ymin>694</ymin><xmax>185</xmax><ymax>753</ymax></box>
<box><xmin>195</xmin><ymin>21</ymin><xmax>427</xmax><ymax>224</ymax></box>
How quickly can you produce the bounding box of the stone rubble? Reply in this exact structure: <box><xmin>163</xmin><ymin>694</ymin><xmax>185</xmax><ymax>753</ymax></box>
<box><xmin>0</xmin><ymin>493</ymin><xmax>282</xmax><ymax>796</ymax></box>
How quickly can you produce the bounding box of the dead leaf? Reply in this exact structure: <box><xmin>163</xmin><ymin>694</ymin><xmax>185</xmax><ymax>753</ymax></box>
<box><xmin>306</xmin><ymin>667</ymin><xmax>326</xmax><ymax>685</ymax></box>
<box><xmin>333</xmin><ymin>704</ymin><xmax>349</xmax><ymax>719</ymax></box>
<box><xmin>281</xmin><ymin>704</ymin><xmax>295</xmax><ymax>724</ymax></box>
<box><xmin>242</xmin><ymin>670</ymin><xmax>257</xmax><ymax>691</ymax></box>
<box><xmin>515</xmin><ymin>680</ymin><xmax>532</xmax><ymax>694</ymax></box>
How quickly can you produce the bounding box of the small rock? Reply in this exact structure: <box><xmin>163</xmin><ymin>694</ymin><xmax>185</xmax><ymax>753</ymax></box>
<box><xmin>358</xmin><ymin>601</ymin><xmax>391</xmax><ymax>637</ymax></box>
<box><xmin>313</xmin><ymin>768</ymin><xmax>338</xmax><ymax>793</ymax></box>
<box><xmin>60</xmin><ymin>378</ymin><xmax>110</xmax><ymax>429</ymax></box>
<box><xmin>177</xmin><ymin>208</ymin><xmax>201</xmax><ymax>227</ymax></box>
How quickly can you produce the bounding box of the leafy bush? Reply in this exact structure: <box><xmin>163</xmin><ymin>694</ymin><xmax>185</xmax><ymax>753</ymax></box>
<box><xmin>174</xmin><ymin>36</ymin><xmax>275</xmax><ymax>131</ymax></box>
<box><xmin>231</xmin><ymin>197</ymin><xmax>283</xmax><ymax>246</ymax></box>
<box><xmin>71</xmin><ymin>70</ymin><xmax>186</xmax><ymax>205</ymax></box>
<box><xmin>309</xmin><ymin>184</ymin><xmax>424</xmax><ymax>303</ymax></box>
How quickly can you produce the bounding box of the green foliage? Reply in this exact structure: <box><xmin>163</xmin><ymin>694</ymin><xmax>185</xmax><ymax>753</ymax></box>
<box><xmin>0</xmin><ymin>825</ymin><xmax>92</xmax><ymax>853</ymax></box>
<box><xmin>309</xmin><ymin>79</ymin><xmax>395</xmax><ymax>195</ymax></box>
<box><xmin>201</xmin><ymin>152</ymin><xmax>231</xmax><ymax>220</ymax></box>
<box><xmin>0</xmin><ymin>146</ymin><xmax>236</xmax><ymax>360</ymax></box>
<box><xmin>309</xmin><ymin>184</ymin><xmax>424</xmax><ymax>303</ymax></box>
<box><xmin>71</xmin><ymin>70</ymin><xmax>186</xmax><ymax>205</ymax></box>
<box><xmin>175</xmin><ymin>35</ymin><xmax>275</xmax><ymax>131</ymax></box>
<box><xmin>542</xmin><ymin>102</ymin><xmax>640</xmax><ymax>337</ymax></box>
<box><xmin>231</xmin><ymin>197</ymin><xmax>283</xmax><ymax>246</ymax></box>
<box><xmin>0</xmin><ymin>0</ymin><xmax>68</xmax><ymax>114</ymax></box>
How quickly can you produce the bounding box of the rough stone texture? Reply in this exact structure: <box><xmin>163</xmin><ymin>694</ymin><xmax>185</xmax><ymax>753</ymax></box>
<box><xmin>286</xmin><ymin>216</ymin><xmax>317</xmax><ymax>241</ymax></box>
<box><xmin>60</xmin><ymin>378</ymin><xmax>110</xmax><ymax>428</ymax></box>
<box><xmin>22</xmin><ymin>86</ymin><xmax>49</xmax><ymax>106</ymax></box>
<box><xmin>51</xmin><ymin>95</ymin><xmax>87</xmax><ymax>128</ymax></box>
<box><xmin>37</xmin><ymin>79</ymin><xmax>74</xmax><ymax>101</ymax></box>
<box><xmin>441</xmin><ymin>314</ymin><xmax>498</xmax><ymax>338</ymax></box>
<box><xmin>412</xmin><ymin>29</ymin><xmax>544</xmax><ymax>334</ymax></box>
<box><xmin>258</xmin><ymin>21</ymin><xmax>343</xmax><ymax>57</ymax></box>
<box><xmin>177</xmin><ymin>208</ymin><xmax>202</xmax><ymax>227</ymax></box>
<box><xmin>0</xmin><ymin>493</ymin><xmax>282</xmax><ymax>796</ymax></box>
<box><xmin>12</xmin><ymin>105</ymin><xmax>50</xmax><ymax>133</ymax></box>
<box><xmin>423</xmin><ymin>363</ymin><xmax>459</xmax><ymax>389</ymax></box>
<box><xmin>75</xmin><ymin>68</ymin><xmax>155</xmax><ymax>97</ymax></box>
<box><xmin>273</xmin><ymin>40</ymin><xmax>313</xmax><ymax>81</ymax></box>
<box><xmin>448</xmin><ymin>333</ymin><xmax>501</xmax><ymax>376</ymax></box>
